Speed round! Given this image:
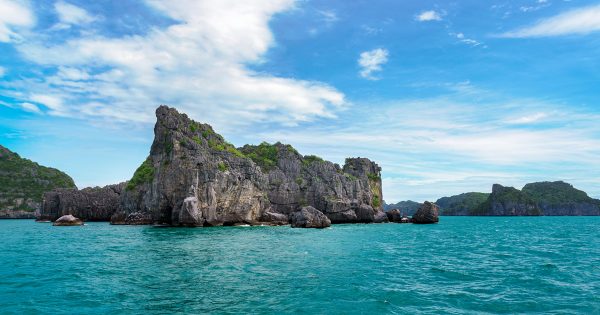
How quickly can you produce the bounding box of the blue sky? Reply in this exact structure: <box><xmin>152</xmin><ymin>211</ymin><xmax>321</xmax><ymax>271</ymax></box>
<box><xmin>1</xmin><ymin>0</ymin><xmax>600</xmax><ymax>202</ymax></box>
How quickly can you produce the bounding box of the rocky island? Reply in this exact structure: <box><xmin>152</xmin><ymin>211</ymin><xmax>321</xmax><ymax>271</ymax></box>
<box><xmin>40</xmin><ymin>105</ymin><xmax>390</xmax><ymax>227</ymax></box>
<box><xmin>435</xmin><ymin>182</ymin><xmax>600</xmax><ymax>216</ymax></box>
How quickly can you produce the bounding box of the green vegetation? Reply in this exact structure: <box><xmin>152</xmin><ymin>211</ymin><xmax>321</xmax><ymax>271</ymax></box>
<box><xmin>522</xmin><ymin>181</ymin><xmax>593</xmax><ymax>205</ymax></box>
<box><xmin>189</xmin><ymin>123</ymin><xmax>198</xmax><ymax>133</ymax></box>
<box><xmin>0</xmin><ymin>145</ymin><xmax>76</xmax><ymax>212</ymax></box>
<box><xmin>217</xmin><ymin>162</ymin><xmax>228</xmax><ymax>172</ymax></box>
<box><xmin>367</xmin><ymin>172</ymin><xmax>381</xmax><ymax>181</ymax></box>
<box><xmin>295</xmin><ymin>177</ymin><xmax>303</xmax><ymax>186</ymax></box>
<box><xmin>192</xmin><ymin>136</ymin><xmax>202</xmax><ymax>145</ymax></box>
<box><xmin>242</xmin><ymin>142</ymin><xmax>279</xmax><ymax>170</ymax></box>
<box><xmin>165</xmin><ymin>140</ymin><xmax>173</xmax><ymax>155</ymax></box>
<box><xmin>436</xmin><ymin>192</ymin><xmax>490</xmax><ymax>215</ymax></box>
<box><xmin>126</xmin><ymin>158</ymin><xmax>155</xmax><ymax>191</ymax></box>
<box><xmin>372</xmin><ymin>195</ymin><xmax>381</xmax><ymax>207</ymax></box>
<box><xmin>302</xmin><ymin>155</ymin><xmax>324</xmax><ymax>166</ymax></box>
<box><xmin>344</xmin><ymin>173</ymin><xmax>357</xmax><ymax>181</ymax></box>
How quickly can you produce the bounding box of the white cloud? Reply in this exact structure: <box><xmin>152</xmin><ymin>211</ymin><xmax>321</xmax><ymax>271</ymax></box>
<box><xmin>0</xmin><ymin>0</ymin><xmax>34</xmax><ymax>42</ymax></box>
<box><xmin>20</xmin><ymin>102</ymin><xmax>41</xmax><ymax>113</ymax></box>
<box><xmin>450</xmin><ymin>32</ymin><xmax>483</xmax><ymax>47</ymax></box>
<box><xmin>358</xmin><ymin>48</ymin><xmax>389</xmax><ymax>80</ymax></box>
<box><xmin>501</xmin><ymin>4</ymin><xmax>600</xmax><ymax>37</ymax></box>
<box><xmin>253</xmin><ymin>95</ymin><xmax>600</xmax><ymax>201</ymax></box>
<box><xmin>416</xmin><ymin>10</ymin><xmax>442</xmax><ymax>22</ymax></box>
<box><xmin>12</xmin><ymin>0</ymin><xmax>346</xmax><ymax>128</ymax></box>
<box><xmin>54</xmin><ymin>1</ymin><xmax>96</xmax><ymax>28</ymax></box>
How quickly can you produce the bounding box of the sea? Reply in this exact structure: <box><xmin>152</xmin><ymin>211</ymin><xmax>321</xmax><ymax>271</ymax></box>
<box><xmin>1</xmin><ymin>217</ymin><xmax>598</xmax><ymax>314</ymax></box>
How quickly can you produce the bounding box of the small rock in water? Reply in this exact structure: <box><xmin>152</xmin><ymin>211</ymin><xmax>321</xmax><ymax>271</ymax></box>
<box><xmin>53</xmin><ymin>214</ymin><xmax>84</xmax><ymax>226</ymax></box>
<box><xmin>290</xmin><ymin>206</ymin><xmax>331</xmax><ymax>228</ymax></box>
<box><xmin>412</xmin><ymin>201</ymin><xmax>439</xmax><ymax>224</ymax></box>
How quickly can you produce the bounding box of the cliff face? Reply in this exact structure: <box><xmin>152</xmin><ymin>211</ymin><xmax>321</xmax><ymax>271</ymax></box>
<box><xmin>115</xmin><ymin>105</ymin><xmax>384</xmax><ymax>226</ymax></box>
<box><xmin>0</xmin><ymin>145</ymin><xmax>75</xmax><ymax>218</ymax></box>
<box><xmin>39</xmin><ymin>183</ymin><xmax>126</xmax><ymax>221</ymax></box>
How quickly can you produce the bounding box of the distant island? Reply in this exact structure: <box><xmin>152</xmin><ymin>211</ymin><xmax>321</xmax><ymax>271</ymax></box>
<box><xmin>1</xmin><ymin>106</ymin><xmax>599</xmax><ymax>224</ymax></box>
<box><xmin>0</xmin><ymin>145</ymin><xmax>75</xmax><ymax>219</ymax></box>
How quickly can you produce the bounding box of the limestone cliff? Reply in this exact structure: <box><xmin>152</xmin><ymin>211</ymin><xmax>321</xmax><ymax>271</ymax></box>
<box><xmin>39</xmin><ymin>183</ymin><xmax>126</xmax><ymax>221</ymax></box>
<box><xmin>113</xmin><ymin>105</ymin><xmax>384</xmax><ymax>226</ymax></box>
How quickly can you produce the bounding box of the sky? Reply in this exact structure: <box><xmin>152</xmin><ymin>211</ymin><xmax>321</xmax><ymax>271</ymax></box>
<box><xmin>1</xmin><ymin>0</ymin><xmax>600</xmax><ymax>203</ymax></box>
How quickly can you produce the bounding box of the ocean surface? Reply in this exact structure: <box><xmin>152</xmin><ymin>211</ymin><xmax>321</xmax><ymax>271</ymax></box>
<box><xmin>1</xmin><ymin>217</ymin><xmax>598</xmax><ymax>314</ymax></box>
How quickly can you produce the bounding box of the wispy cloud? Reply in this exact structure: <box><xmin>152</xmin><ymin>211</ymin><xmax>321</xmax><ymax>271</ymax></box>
<box><xmin>0</xmin><ymin>0</ymin><xmax>34</xmax><ymax>42</ymax></box>
<box><xmin>7</xmin><ymin>0</ymin><xmax>346</xmax><ymax>129</ymax></box>
<box><xmin>358</xmin><ymin>48</ymin><xmax>389</xmax><ymax>80</ymax></box>
<box><xmin>500</xmin><ymin>4</ymin><xmax>600</xmax><ymax>37</ymax></box>
<box><xmin>53</xmin><ymin>1</ymin><xmax>98</xmax><ymax>29</ymax></box>
<box><xmin>416</xmin><ymin>10</ymin><xmax>442</xmax><ymax>22</ymax></box>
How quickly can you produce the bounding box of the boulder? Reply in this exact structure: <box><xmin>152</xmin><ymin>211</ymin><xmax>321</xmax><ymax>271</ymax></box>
<box><xmin>53</xmin><ymin>214</ymin><xmax>83</xmax><ymax>226</ymax></box>
<box><xmin>386</xmin><ymin>209</ymin><xmax>402</xmax><ymax>222</ymax></box>
<box><xmin>290</xmin><ymin>206</ymin><xmax>331</xmax><ymax>228</ymax></box>
<box><xmin>373</xmin><ymin>209</ymin><xmax>389</xmax><ymax>223</ymax></box>
<box><xmin>412</xmin><ymin>201</ymin><xmax>439</xmax><ymax>224</ymax></box>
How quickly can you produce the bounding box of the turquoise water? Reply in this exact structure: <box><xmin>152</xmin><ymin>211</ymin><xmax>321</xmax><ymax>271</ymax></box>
<box><xmin>1</xmin><ymin>217</ymin><xmax>599</xmax><ymax>314</ymax></box>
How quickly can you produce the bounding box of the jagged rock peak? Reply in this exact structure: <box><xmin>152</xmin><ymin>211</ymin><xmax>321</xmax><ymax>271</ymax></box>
<box><xmin>116</xmin><ymin>105</ymin><xmax>385</xmax><ymax>227</ymax></box>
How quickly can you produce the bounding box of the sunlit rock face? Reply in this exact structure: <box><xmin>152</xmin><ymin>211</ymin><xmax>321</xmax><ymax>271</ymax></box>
<box><xmin>116</xmin><ymin>105</ymin><xmax>384</xmax><ymax>226</ymax></box>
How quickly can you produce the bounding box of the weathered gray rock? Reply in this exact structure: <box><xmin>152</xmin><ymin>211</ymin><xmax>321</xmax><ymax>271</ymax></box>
<box><xmin>386</xmin><ymin>209</ymin><xmax>402</xmax><ymax>222</ymax></box>
<box><xmin>290</xmin><ymin>206</ymin><xmax>331</xmax><ymax>228</ymax></box>
<box><xmin>260</xmin><ymin>211</ymin><xmax>289</xmax><ymax>225</ymax></box>
<box><xmin>412</xmin><ymin>201</ymin><xmax>439</xmax><ymax>224</ymax></box>
<box><xmin>117</xmin><ymin>106</ymin><xmax>383</xmax><ymax>226</ymax></box>
<box><xmin>53</xmin><ymin>214</ymin><xmax>83</xmax><ymax>226</ymax></box>
<box><xmin>38</xmin><ymin>183</ymin><xmax>125</xmax><ymax>222</ymax></box>
<box><xmin>373</xmin><ymin>209</ymin><xmax>389</xmax><ymax>223</ymax></box>
<box><xmin>110</xmin><ymin>211</ymin><xmax>153</xmax><ymax>225</ymax></box>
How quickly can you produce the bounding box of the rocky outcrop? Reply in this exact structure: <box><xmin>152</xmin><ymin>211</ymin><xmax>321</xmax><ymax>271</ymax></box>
<box><xmin>290</xmin><ymin>206</ymin><xmax>331</xmax><ymax>228</ymax></box>
<box><xmin>0</xmin><ymin>145</ymin><xmax>75</xmax><ymax>218</ymax></box>
<box><xmin>116</xmin><ymin>105</ymin><xmax>384</xmax><ymax>226</ymax></box>
<box><xmin>39</xmin><ymin>183</ymin><xmax>125</xmax><ymax>222</ymax></box>
<box><xmin>412</xmin><ymin>201</ymin><xmax>439</xmax><ymax>224</ymax></box>
<box><xmin>386</xmin><ymin>209</ymin><xmax>402</xmax><ymax>222</ymax></box>
<box><xmin>52</xmin><ymin>214</ymin><xmax>83</xmax><ymax>226</ymax></box>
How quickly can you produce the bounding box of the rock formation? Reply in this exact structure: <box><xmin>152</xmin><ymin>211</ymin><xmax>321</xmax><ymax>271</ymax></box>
<box><xmin>111</xmin><ymin>105</ymin><xmax>385</xmax><ymax>226</ymax></box>
<box><xmin>438</xmin><ymin>182</ymin><xmax>600</xmax><ymax>216</ymax></box>
<box><xmin>411</xmin><ymin>201</ymin><xmax>439</xmax><ymax>224</ymax></box>
<box><xmin>0</xmin><ymin>145</ymin><xmax>75</xmax><ymax>219</ymax></box>
<box><xmin>290</xmin><ymin>206</ymin><xmax>331</xmax><ymax>228</ymax></box>
<box><xmin>386</xmin><ymin>209</ymin><xmax>402</xmax><ymax>222</ymax></box>
<box><xmin>52</xmin><ymin>214</ymin><xmax>83</xmax><ymax>226</ymax></box>
<box><xmin>38</xmin><ymin>183</ymin><xmax>125</xmax><ymax>221</ymax></box>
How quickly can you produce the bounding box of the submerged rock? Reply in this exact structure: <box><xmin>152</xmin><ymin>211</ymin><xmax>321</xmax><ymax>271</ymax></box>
<box><xmin>290</xmin><ymin>206</ymin><xmax>331</xmax><ymax>228</ymax></box>
<box><xmin>412</xmin><ymin>201</ymin><xmax>439</xmax><ymax>224</ymax></box>
<box><xmin>53</xmin><ymin>214</ymin><xmax>83</xmax><ymax>226</ymax></box>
